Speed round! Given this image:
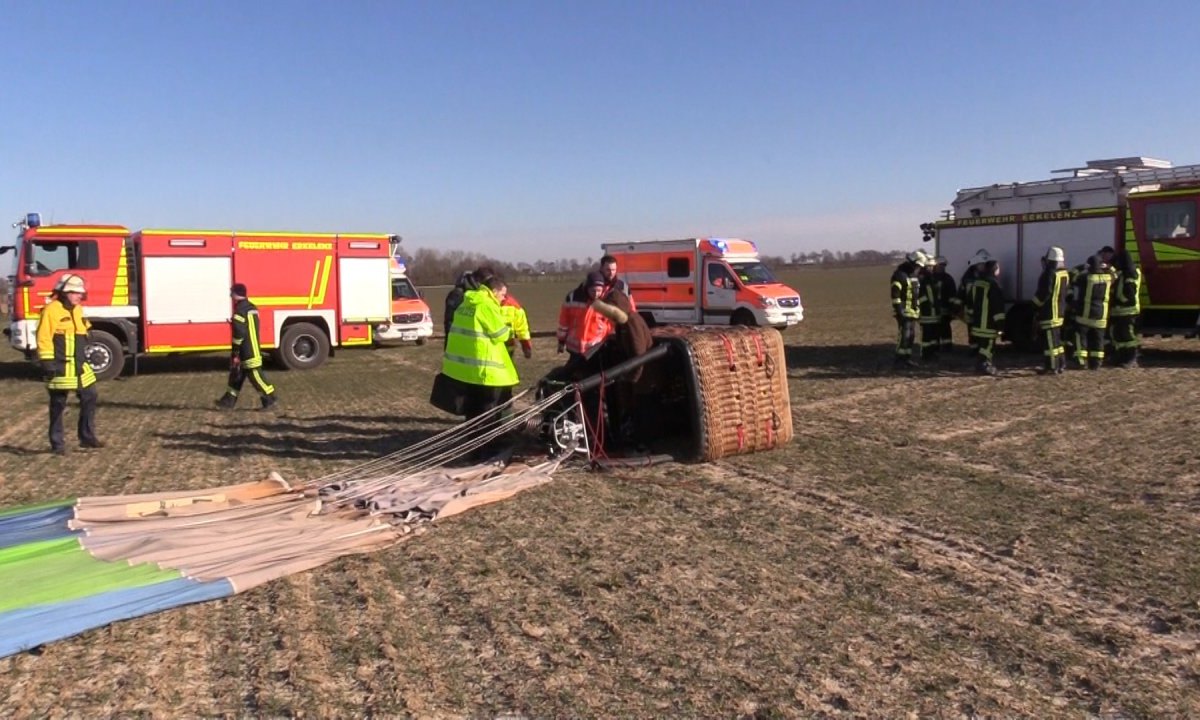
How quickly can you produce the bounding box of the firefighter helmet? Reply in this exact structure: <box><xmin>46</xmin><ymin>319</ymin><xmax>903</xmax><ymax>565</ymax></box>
<box><xmin>905</xmin><ymin>250</ymin><xmax>930</xmax><ymax>267</ymax></box>
<box><xmin>58</xmin><ymin>274</ymin><xmax>86</xmax><ymax>294</ymax></box>
<box><xmin>1045</xmin><ymin>246</ymin><xmax>1065</xmax><ymax>263</ymax></box>
<box><xmin>968</xmin><ymin>249</ymin><xmax>992</xmax><ymax>267</ymax></box>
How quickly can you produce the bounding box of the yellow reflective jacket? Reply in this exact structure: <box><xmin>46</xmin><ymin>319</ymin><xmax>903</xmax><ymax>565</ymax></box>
<box><xmin>36</xmin><ymin>298</ymin><xmax>97</xmax><ymax>390</ymax></box>
<box><xmin>500</xmin><ymin>296</ymin><xmax>532</xmax><ymax>355</ymax></box>
<box><xmin>442</xmin><ymin>288</ymin><xmax>518</xmax><ymax>387</ymax></box>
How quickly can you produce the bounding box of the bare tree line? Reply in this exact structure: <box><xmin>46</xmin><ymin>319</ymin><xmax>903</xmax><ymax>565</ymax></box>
<box><xmin>400</xmin><ymin>247</ymin><xmax>907</xmax><ymax>285</ymax></box>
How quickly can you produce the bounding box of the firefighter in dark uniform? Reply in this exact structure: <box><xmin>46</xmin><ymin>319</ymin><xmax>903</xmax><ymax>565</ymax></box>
<box><xmin>955</xmin><ymin>249</ymin><xmax>992</xmax><ymax>352</ymax></box>
<box><xmin>1110</xmin><ymin>250</ymin><xmax>1142</xmax><ymax>368</ymax></box>
<box><xmin>917</xmin><ymin>258</ymin><xmax>940</xmax><ymax>361</ymax></box>
<box><xmin>1064</xmin><ymin>259</ymin><xmax>1087</xmax><ymax>367</ymax></box>
<box><xmin>443</xmin><ymin>265</ymin><xmax>495</xmax><ymax>349</ymax></box>
<box><xmin>36</xmin><ymin>274</ymin><xmax>103</xmax><ymax>455</ymax></box>
<box><xmin>932</xmin><ymin>255</ymin><xmax>957</xmax><ymax>354</ymax></box>
<box><xmin>967</xmin><ymin>260</ymin><xmax>1006</xmax><ymax>376</ymax></box>
<box><xmin>1030</xmin><ymin>246</ymin><xmax>1069</xmax><ymax>375</ymax></box>
<box><xmin>1072</xmin><ymin>255</ymin><xmax>1114</xmax><ymax>370</ymax></box>
<box><xmin>890</xmin><ymin>251</ymin><xmax>924</xmax><ymax>368</ymax></box>
<box><xmin>215</xmin><ymin>283</ymin><xmax>278</xmax><ymax>409</ymax></box>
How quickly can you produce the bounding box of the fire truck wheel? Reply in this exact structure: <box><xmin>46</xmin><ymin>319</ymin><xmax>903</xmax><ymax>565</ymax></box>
<box><xmin>416</xmin><ymin>338</ymin><xmax>427</xmax><ymax>346</ymax></box>
<box><xmin>85</xmin><ymin>330</ymin><xmax>125</xmax><ymax>381</ymax></box>
<box><xmin>278</xmin><ymin>322</ymin><xmax>330</xmax><ymax>370</ymax></box>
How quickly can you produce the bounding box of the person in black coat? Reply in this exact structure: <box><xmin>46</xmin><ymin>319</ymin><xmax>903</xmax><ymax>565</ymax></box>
<box><xmin>442</xmin><ymin>265</ymin><xmax>495</xmax><ymax>348</ymax></box>
<box><xmin>216</xmin><ymin>283</ymin><xmax>277</xmax><ymax>410</ymax></box>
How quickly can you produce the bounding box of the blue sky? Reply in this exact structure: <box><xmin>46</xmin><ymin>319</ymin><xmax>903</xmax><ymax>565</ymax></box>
<box><xmin>3</xmin><ymin>0</ymin><xmax>1199</xmax><ymax>266</ymax></box>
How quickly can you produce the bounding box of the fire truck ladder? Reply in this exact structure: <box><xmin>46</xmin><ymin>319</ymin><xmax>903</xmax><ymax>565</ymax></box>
<box><xmin>1120</xmin><ymin>163</ymin><xmax>1200</xmax><ymax>188</ymax></box>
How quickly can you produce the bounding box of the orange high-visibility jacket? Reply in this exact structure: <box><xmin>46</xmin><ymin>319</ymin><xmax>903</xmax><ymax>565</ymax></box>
<box><xmin>556</xmin><ymin>286</ymin><xmax>614</xmax><ymax>358</ymax></box>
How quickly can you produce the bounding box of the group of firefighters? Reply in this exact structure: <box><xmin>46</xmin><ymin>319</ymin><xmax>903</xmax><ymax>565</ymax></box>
<box><xmin>36</xmin><ymin>243</ymin><xmax>1148</xmax><ymax>455</ymax></box>
<box><xmin>891</xmin><ymin>245</ymin><xmax>1143</xmax><ymax>375</ymax></box>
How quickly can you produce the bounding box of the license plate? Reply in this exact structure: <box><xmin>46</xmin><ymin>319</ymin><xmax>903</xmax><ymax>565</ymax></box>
<box><xmin>786</xmin><ymin>318</ymin><xmax>799</xmax><ymax>326</ymax></box>
<box><xmin>400</xmin><ymin>331</ymin><xmax>419</xmax><ymax>341</ymax></box>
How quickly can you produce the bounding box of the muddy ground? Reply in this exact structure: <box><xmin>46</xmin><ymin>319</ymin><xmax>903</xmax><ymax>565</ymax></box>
<box><xmin>1</xmin><ymin>266</ymin><xmax>1197</xmax><ymax>718</ymax></box>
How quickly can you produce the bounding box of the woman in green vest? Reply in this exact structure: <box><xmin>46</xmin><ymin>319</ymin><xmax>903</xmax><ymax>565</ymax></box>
<box><xmin>441</xmin><ymin>276</ymin><xmax>519</xmax><ymax>421</ymax></box>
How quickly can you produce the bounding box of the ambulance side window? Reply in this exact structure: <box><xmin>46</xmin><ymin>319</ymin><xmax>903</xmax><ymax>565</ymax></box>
<box><xmin>707</xmin><ymin>264</ymin><xmax>736</xmax><ymax>288</ymax></box>
<box><xmin>667</xmin><ymin>257</ymin><xmax>690</xmax><ymax>278</ymax></box>
<box><xmin>27</xmin><ymin>240</ymin><xmax>100</xmax><ymax>276</ymax></box>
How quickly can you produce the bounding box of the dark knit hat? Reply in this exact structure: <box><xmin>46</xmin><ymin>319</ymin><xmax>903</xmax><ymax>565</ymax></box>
<box><xmin>585</xmin><ymin>271</ymin><xmax>606</xmax><ymax>287</ymax></box>
<box><xmin>231</xmin><ymin>283</ymin><xmax>248</xmax><ymax>297</ymax></box>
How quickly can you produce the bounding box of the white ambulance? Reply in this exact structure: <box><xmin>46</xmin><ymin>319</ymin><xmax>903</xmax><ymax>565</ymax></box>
<box><xmin>600</xmin><ymin>238</ymin><xmax>803</xmax><ymax>328</ymax></box>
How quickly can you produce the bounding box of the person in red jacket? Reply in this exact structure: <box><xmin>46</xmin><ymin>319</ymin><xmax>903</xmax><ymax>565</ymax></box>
<box><xmin>556</xmin><ymin>271</ymin><xmax>615</xmax><ymax>376</ymax></box>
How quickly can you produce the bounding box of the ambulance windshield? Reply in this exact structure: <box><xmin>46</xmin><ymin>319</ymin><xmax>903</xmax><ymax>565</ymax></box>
<box><xmin>391</xmin><ymin>277</ymin><xmax>420</xmax><ymax>301</ymax></box>
<box><xmin>728</xmin><ymin>261</ymin><xmax>776</xmax><ymax>285</ymax></box>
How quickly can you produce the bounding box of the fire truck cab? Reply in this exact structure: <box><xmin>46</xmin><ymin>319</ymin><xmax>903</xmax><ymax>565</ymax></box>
<box><xmin>929</xmin><ymin>157</ymin><xmax>1200</xmax><ymax>347</ymax></box>
<box><xmin>5</xmin><ymin>213</ymin><xmax>394</xmax><ymax>378</ymax></box>
<box><xmin>375</xmin><ymin>259</ymin><xmax>433</xmax><ymax>344</ymax></box>
<box><xmin>600</xmin><ymin>238</ymin><xmax>803</xmax><ymax>329</ymax></box>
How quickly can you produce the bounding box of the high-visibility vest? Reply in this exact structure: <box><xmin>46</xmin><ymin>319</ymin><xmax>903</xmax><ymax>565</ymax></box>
<box><xmin>1111</xmin><ymin>267</ymin><xmax>1142</xmax><ymax>317</ymax></box>
<box><xmin>232</xmin><ymin>298</ymin><xmax>266</xmax><ymax>369</ymax></box>
<box><xmin>918</xmin><ymin>276</ymin><xmax>939</xmax><ymax>324</ymax></box>
<box><xmin>1032</xmin><ymin>267</ymin><xmax>1069</xmax><ymax>329</ymax></box>
<box><xmin>36</xmin><ymin>299</ymin><xmax>97</xmax><ymax>391</ymax></box>
<box><xmin>968</xmin><ymin>277</ymin><xmax>1006</xmax><ymax>338</ymax></box>
<box><xmin>500</xmin><ymin>296</ymin><xmax>532</xmax><ymax>354</ymax></box>
<box><xmin>1075</xmin><ymin>272</ymin><xmax>1113</xmax><ymax>329</ymax></box>
<box><xmin>442</xmin><ymin>288</ymin><xmax>518</xmax><ymax>387</ymax></box>
<box><xmin>890</xmin><ymin>267</ymin><xmax>919</xmax><ymax>320</ymax></box>
<box><xmin>557</xmin><ymin>286</ymin><xmax>614</xmax><ymax>358</ymax></box>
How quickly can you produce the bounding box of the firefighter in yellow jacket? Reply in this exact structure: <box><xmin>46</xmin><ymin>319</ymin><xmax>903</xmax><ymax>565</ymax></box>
<box><xmin>36</xmin><ymin>274</ymin><xmax>103</xmax><ymax>455</ymax></box>
<box><xmin>500</xmin><ymin>292</ymin><xmax>533</xmax><ymax>360</ymax></box>
<box><xmin>442</xmin><ymin>276</ymin><xmax>519</xmax><ymax>422</ymax></box>
<box><xmin>215</xmin><ymin>283</ymin><xmax>278</xmax><ymax>410</ymax></box>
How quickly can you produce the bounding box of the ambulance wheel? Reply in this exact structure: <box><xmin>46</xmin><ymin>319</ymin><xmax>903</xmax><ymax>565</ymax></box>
<box><xmin>732</xmin><ymin>309</ymin><xmax>757</xmax><ymax>327</ymax></box>
<box><xmin>279</xmin><ymin>322</ymin><xmax>330</xmax><ymax>370</ymax></box>
<box><xmin>85</xmin><ymin>330</ymin><xmax>125</xmax><ymax>381</ymax></box>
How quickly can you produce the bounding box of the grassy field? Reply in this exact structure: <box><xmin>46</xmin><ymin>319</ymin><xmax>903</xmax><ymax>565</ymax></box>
<box><xmin>2</xmin><ymin>265</ymin><xmax>1199</xmax><ymax>718</ymax></box>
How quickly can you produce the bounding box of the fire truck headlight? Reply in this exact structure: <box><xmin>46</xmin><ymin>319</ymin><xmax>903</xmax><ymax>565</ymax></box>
<box><xmin>759</xmin><ymin>296</ymin><xmax>777</xmax><ymax>308</ymax></box>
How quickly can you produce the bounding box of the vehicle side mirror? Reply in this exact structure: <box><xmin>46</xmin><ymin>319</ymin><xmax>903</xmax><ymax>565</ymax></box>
<box><xmin>0</xmin><ymin>246</ymin><xmax>13</xmax><ymax>256</ymax></box>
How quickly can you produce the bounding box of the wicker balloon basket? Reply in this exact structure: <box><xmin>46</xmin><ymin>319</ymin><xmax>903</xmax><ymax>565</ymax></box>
<box><xmin>649</xmin><ymin>325</ymin><xmax>792</xmax><ymax>462</ymax></box>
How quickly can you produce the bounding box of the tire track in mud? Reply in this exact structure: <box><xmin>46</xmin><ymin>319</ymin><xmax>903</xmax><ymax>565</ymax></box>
<box><xmin>713</xmin><ymin>460</ymin><xmax>1199</xmax><ymax>666</ymax></box>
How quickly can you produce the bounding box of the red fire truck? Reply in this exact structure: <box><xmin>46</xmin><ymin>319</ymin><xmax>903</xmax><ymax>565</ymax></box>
<box><xmin>926</xmin><ymin>157</ymin><xmax>1200</xmax><ymax>347</ymax></box>
<box><xmin>3</xmin><ymin>213</ymin><xmax>395</xmax><ymax>379</ymax></box>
